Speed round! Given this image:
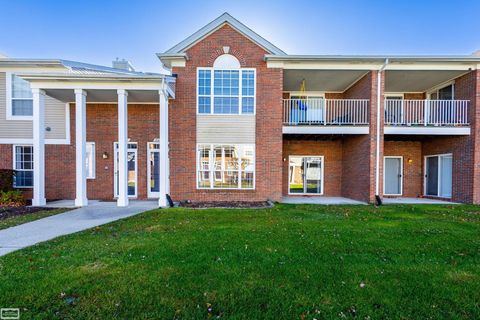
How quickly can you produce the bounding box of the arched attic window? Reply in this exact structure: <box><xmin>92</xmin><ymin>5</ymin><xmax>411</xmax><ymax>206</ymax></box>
<box><xmin>198</xmin><ymin>53</ymin><xmax>255</xmax><ymax>115</ymax></box>
<box><xmin>213</xmin><ymin>54</ymin><xmax>241</xmax><ymax>69</ymax></box>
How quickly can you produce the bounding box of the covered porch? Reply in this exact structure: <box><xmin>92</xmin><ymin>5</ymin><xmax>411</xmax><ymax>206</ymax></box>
<box><xmin>19</xmin><ymin>68</ymin><xmax>175</xmax><ymax>208</ymax></box>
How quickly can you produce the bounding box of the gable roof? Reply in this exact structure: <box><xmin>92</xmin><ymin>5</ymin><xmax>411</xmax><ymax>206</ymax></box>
<box><xmin>160</xmin><ymin>12</ymin><xmax>285</xmax><ymax>57</ymax></box>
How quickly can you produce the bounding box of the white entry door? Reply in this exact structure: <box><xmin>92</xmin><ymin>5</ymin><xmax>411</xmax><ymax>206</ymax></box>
<box><xmin>114</xmin><ymin>142</ymin><xmax>138</xmax><ymax>198</ymax></box>
<box><xmin>425</xmin><ymin>154</ymin><xmax>452</xmax><ymax>198</ymax></box>
<box><xmin>384</xmin><ymin>156</ymin><xmax>403</xmax><ymax>195</ymax></box>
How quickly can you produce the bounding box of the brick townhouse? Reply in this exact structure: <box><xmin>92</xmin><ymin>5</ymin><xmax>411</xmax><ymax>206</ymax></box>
<box><xmin>0</xmin><ymin>13</ymin><xmax>479</xmax><ymax>207</ymax></box>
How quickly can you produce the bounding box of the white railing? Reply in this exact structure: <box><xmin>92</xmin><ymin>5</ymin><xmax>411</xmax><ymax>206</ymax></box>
<box><xmin>384</xmin><ymin>99</ymin><xmax>469</xmax><ymax>126</ymax></box>
<box><xmin>283</xmin><ymin>98</ymin><xmax>369</xmax><ymax>125</ymax></box>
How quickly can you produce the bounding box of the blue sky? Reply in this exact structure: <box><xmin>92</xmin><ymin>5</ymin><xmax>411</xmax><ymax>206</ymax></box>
<box><xmin>1</xmin><ymin>0</ymin><xmax>479</xmax><ymax>73</ymax></box>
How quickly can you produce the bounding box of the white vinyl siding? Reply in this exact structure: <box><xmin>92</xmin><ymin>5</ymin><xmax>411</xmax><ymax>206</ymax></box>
<box><xmin>0</xmin><ymin>72</ymin><xmax>68</xmax><ymax>141</ymax></box>
<box><xmin>197</xmin><ymin>115</ymin><xmax>255</xmax><ymax>144</ymax></box>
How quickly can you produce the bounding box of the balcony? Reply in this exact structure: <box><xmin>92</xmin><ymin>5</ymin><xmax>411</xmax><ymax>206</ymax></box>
<box><xmin>282</xmin><ymin>98</ymin><xmax>370</xmax><ymax>134</ymax></box>
<box><xmin>384</xmin><ymin>99</ymin><xmax>470</xmax><ymax>135</ymax></box>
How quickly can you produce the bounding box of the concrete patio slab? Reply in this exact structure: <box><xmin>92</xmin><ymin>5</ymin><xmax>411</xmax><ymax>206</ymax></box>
<box><xmin>281</xmin><ymin>196</ymin><xmax>367</xmax><ymax>205</ymax></box>
<box><xmin>382</xmin><ymin>197</ymin><xmax>457</xmax><ymax>205</ymax></box>
<box><xmin>0</xmin><ymin>200</ymin><xmax>158</xmax><ymax>257</ymax></box>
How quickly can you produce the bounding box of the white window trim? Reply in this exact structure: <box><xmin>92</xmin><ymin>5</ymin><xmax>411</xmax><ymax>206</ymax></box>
<box><xmin>424</xmin><ymin>153</ymin><xmax>453</xmax><ymax>199</ymax></box>
<box><xmin>86</xmin><ymin>142</ymin><xmax>96</xmax><ymax>179</ymax></box>
<box><xmin>383</xmin><ymin>156</ymin><xmax>403</xmax><ymax>196</ymax></box>
<box><xmin>287</xmin><ymin>155</ymin><xmax>325</xmax><ymax>195</ymax></box>
<box><xmin>196</xmin><ymin>67</ymin><xmax>257</xmax><ymax>115</ymax></box>
<box><xmin>6</xmin><ymin>72</ymin><xmax>34</xmax><ymax>121</ymax></box>
<box><xmin>196</xmin><ymin>143</ymin><xmax>255</xmax><ymax>190</ymax></box>
<box><xmin>12</xmin><ymin>144</ymin><xmax>33</xmax><ymax>188</ymax></box>
<box><xmin>147</xmin><ymin>142</ymin><xmax>160</xmax><ymax>199</ymax></box>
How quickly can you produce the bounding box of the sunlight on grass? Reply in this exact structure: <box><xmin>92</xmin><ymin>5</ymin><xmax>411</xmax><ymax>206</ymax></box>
<box><xmin>0</xmin><ymin>204</ymin><xmax>479</xmax><ymax>319</ymax></box>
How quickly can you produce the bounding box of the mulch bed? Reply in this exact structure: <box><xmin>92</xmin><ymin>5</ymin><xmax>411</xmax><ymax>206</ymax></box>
<box><xmin>0</xmin><ymin>206</ymin><xmax>58</xmax><ymax>220</ymax></box>
<box><xmin>179</xmin><ymin>201</ymin><xmax>272</xmax><ymax>209</ymax></box>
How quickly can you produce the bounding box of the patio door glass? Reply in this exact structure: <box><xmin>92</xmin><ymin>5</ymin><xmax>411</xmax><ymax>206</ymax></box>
<box><xmin>289</xmin><ymin>156</ymin><xmax>323</xmax><ymax>194</ymax></box>
<box><xmin>114</xmin><ymin>142</ymin><xmax>138</xmax><ymax>198</ymax></box>
<box><xmin>425</xmin><ymin>154</ymin><xmax>452</xmax><ymax>198</ymax></box>
<box><xmin>384</xmin><ymin>157</ymin><xmax>402</xmax><ymax>195</ymax></box>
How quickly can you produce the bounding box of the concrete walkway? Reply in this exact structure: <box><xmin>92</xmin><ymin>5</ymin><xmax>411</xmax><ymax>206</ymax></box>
<box><xmin>281</xmin><ymin>196</ymin><xmax>367</xmax><ymax>205</ymax></box>
<box><xmin>383</xmin><ymin>197</ymin><xmax>457</xmax><ymax>204</ymax></box>
<box><xmin>0</xmin><ymin>200</ymin><xmax>158</xmax><ymax>256</ymax></box>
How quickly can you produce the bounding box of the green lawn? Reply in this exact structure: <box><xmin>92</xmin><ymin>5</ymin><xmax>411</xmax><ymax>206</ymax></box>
<box><xmin>0</xmin><ymin>204</ymin><xmax>479</xmax><ymax>319</ymax></box>
<box><xmin>0</xmin><ymin>208</ymin><xmax>69</xmax><ymax>231</ymax></box>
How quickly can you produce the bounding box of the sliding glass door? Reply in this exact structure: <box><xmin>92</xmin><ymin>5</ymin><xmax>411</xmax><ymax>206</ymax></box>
<box><xmin>425</xmin><ymin>154</ymin><xmax>452</xmax><ymax>198</ymax></box>
<box><xmin>288</xmin><ymin>156</ymin><xmax>323</xmax><ymax>195</ymax></box>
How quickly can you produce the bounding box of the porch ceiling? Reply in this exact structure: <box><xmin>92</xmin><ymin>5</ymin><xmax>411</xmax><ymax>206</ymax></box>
<box><xmin>385</xmin><ymin>70</ymin><xmax>468</xmax><ymax>92</ymax></box>
<box><xmin>283</xmin><ymin>70</ymin><xmax>368</xmax><ymax>92</ymax></box>
<box><xmin>44</xmin><ymin>89</ymin><xmax>160</xmax><ymax>104</ymax></box>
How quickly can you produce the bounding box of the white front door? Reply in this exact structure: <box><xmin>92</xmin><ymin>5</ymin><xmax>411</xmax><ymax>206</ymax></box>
<box><xmin>384</xmin><ymin>156</ymin><xmax>403</xmax><ymax>195</ymax></box>
<box><xmin>425</xmin><ymin>154</ymin><xmax>452</xmax><ymax>198</ymax></box>
<box><xmin>114</xmin><ymin>142</ymin><xmax>138</xmax><ymax>198</ymax></box>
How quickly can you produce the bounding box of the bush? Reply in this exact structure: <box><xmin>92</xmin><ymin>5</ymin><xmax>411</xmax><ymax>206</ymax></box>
<box><xmin>0</xmin><ymin>190</ymin><xmax>26</xmax><ymax>207</ymax></box>
<box><xmin>0</xmin><ymin>169</ymin><xmax>15</xmax><ymax>192</ymax></box>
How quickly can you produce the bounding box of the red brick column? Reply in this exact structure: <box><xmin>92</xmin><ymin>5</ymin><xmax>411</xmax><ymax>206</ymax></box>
<box><xmin>341</xmin><ymin>71</ymin><xmax>383</xmax><ymax>203</ymax></box>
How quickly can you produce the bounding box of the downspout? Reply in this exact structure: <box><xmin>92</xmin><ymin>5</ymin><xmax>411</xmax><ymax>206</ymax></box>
<box><xmin>375</xmin><ymin>58</ymin><xmax>389</xmax><ymax>205</ymax></box>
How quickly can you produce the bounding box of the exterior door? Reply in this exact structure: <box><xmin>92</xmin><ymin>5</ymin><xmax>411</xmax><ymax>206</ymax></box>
<box><xmin>114</xmin><ymin>142</ymin><xmax>138</xmax><ymax>198</ymax></box>
<box><xmin>288</xmin><ymin>156</ymin><xmax>323</xmax><ymax>195</ymax></box>
<box><xmin>384</xmin><ymin>157</ymin><xmax>402</xmax><ymax>195</ymax></box>
<box><xmin>425</xmin><ymin>154</ymin><xmax>452</xmax><ymax>198</ymax></box>
<box><xmin>147</xmin><ymin>142</ymin><xmax>160</xmax><ymax>198</ymax></box>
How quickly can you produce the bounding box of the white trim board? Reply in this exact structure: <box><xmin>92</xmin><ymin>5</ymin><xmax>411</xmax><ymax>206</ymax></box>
<box><xmin>283</xmin><ymin>126</ymin><xmax>369</xmax><ymax>135</ymax></box>
<box><xmin>384</xmin><ymin>126</ymin><xmax>470</xmax><ymax>135</ymax></box>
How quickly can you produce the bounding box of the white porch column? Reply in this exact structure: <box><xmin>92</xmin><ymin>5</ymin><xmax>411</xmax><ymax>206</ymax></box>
<box><xmin>158</xmin><ymin>89</ymin><xmax>169</xmax><ymax>207</ymax></box>
<box><xmin>32</xmin><ymin>88</ymin><xmax>46</xmax><ymax>206</ymax></box>
<box><xmin>117</xmin><ymin>89</ymin><xmax>129</xmax><ymax>207</ymax></box>
<box><xmin>74</xmin><ymin>89</ymin><xmax>88</xmax><ymax>206</ymax></box>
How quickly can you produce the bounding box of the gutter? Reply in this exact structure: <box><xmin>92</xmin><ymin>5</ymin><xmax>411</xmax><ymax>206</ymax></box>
<box><xmin>375</xmin><ymin>59</ymin><xmax>389</xmax><ymax>205</ymax></box>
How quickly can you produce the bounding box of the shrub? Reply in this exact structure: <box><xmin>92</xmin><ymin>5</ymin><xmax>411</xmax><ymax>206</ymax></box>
<box><xmin>0</xmin><ymin>190</ymin><xmax>26</xmax><ymax>207</ymax></box>
<box><xmin>0</xmin><ymin>169</ymin><xmax>15</xmax><ymax>192</ymax></box>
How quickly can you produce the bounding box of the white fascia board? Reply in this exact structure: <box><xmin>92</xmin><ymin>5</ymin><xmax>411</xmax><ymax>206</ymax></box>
<box><xmin>267</xmin><ymin>60</ymin><xmax>384</xmax><ymax>70</ymax></box>
<box><xmin>384</xmin><ymin>126</ymin><xmax>471</xmax><ymax>135</ymax></box>
<box><xmin>283</xmin><ymin>126</ymin><xmax>369</xmax><ymax>135</ymax></box>
<box><xmin>27</xmin><ymin>80</ymin><xmax>165</xmax><ymax>91</ymax></box>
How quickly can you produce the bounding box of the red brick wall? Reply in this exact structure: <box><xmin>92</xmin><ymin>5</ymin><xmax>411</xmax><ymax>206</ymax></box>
<box><xmin>170</xmin><ymin>24</ymin><xmax>283</xmax><ymax>202</ymax></box>
<box><xmin>420</xmin><ymin>71</ymin><xmax>479</xmax><ymax>203</ymax></box>
<box><xmin>0</xmin><ymin>103</ymin><xmax>161</xmax><ymax>201</ymax></box>
<box><xmin>341</xmin><ymin>71</ymin><xmax>382</xmax><ymax>203</ymax></box>
<box><xmin>404</xmin><ymin>93</ymin><xmax>425</xmax><ymax>100</ymax></box>
<box><xmin>384</xmin><ymin>141</ymin><xmax>422</xmax><ymax>197</ymax></box>
<box><xmin>282</xmin><ymin>138</ymin><xmax>342</xmax><ymax>196</ymax></box>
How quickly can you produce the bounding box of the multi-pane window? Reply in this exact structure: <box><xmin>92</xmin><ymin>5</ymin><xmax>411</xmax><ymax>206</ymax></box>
<box><xmin>86</xmin><ymin>142</ymin><xmax>95</xmax><ymax>179</ymax></box>
<box><xmin>13</xmin><ymin>145</ymin><xmax>34</xmax><ymax>188</ymax></box>
<box><xmin>197</xmin><ymin>68</ymin><xmax>255</xmax><ymax>114</ymax></box>
<box><xmin>197</xmin><ymin>144</ymin><xmax>255</xmax><ymax>189</ymax></box>
<box><xmin>11</xmin><ymin>74</ymin><xmax>33</xmax><ymax>116</ymax></box>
